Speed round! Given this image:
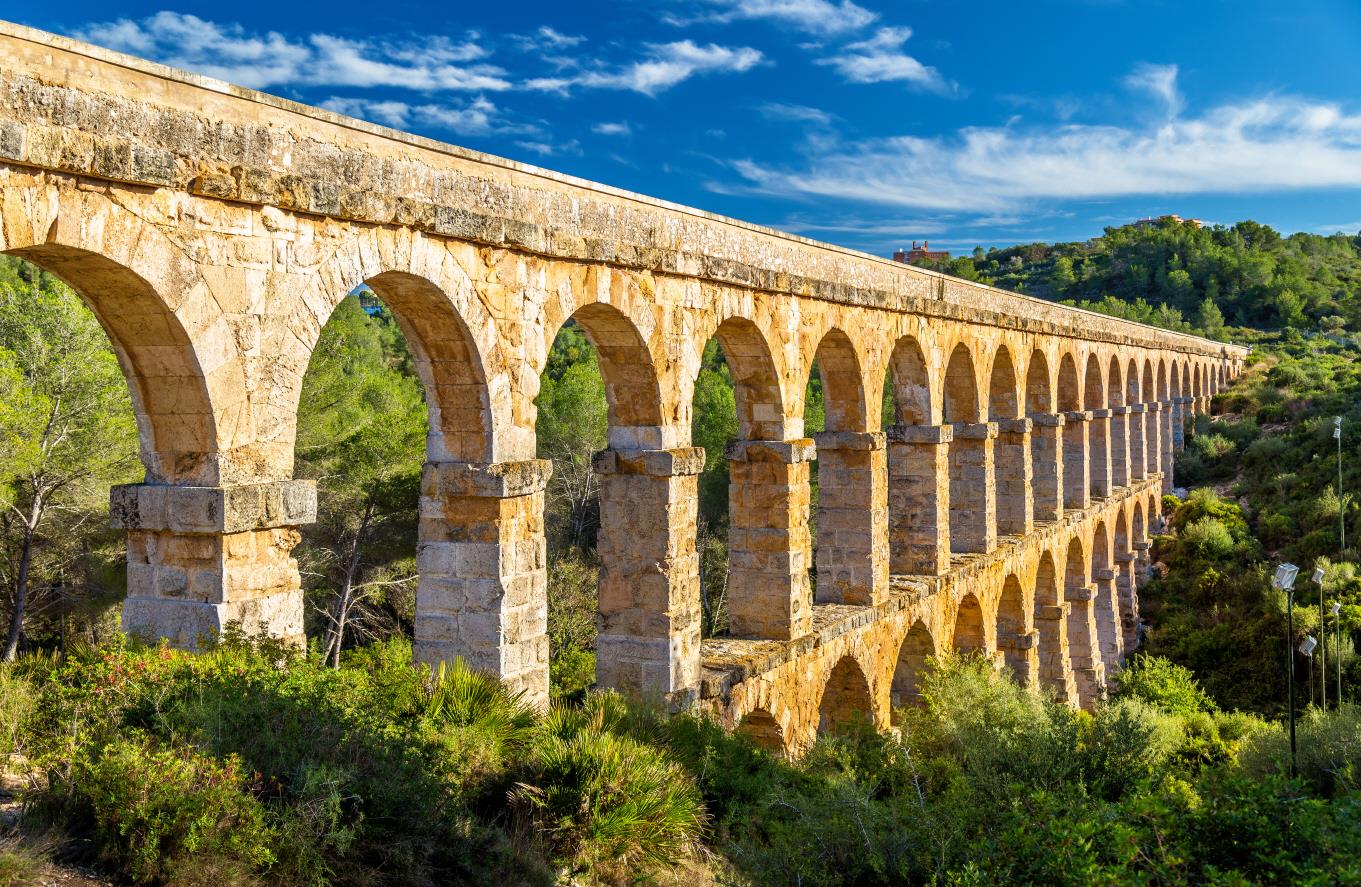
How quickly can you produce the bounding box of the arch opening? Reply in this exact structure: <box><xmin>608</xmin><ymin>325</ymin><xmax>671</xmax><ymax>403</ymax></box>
<box><xmin>891</xmin><ymin>620</ymin><xmax>935</xmax><ymax>711</ymax></box>
<box><xmin>997</xmin><ymin>575</ymin><xmax>1029</xmax><ymax>683</ymax></box>
<box><xmin>737</xmin><ymin>708</ymin><xmax>786</xmax><ymax>754</ymax></box>
<box><xmin>819</xmin><ymin>655</ymin><xmax>875</xmax><ymax>735</ymax></box>
<box><xmin>953</xmin><ymin>592</ymin><xmax>986</xmax><ymax>654</ymax></box>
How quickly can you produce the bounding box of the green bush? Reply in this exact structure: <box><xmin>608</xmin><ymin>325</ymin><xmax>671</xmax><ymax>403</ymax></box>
<box><xmin>0</xmin><ymin>666</ymin><xmax>34</xmax><ymax>766</ymax></box>
<box><xmin>513</xmin><ymin>696</ymin><xmax>706</xmax><ymax>882</ymax></box>
<box><xmin>1240</xmin><ymin>704</ymin><xmax>1361</xmax><ymax>795</ymax></box>
<box><xmin>72</xmin><ymin>738</ymin><xmax>274</xmax><ymax>884</ymax></box>
<box><xmin>1114</xmin><ymin>654</ymin><xmax>1217</xmax><ymax>717</ymax></box>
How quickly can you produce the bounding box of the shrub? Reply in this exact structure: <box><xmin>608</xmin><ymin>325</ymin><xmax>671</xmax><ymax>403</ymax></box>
<box><xmin>1179</xmin><ymin>517</ymin><xmax>1236</xmax><ymax>559</ymax></box>
<box><xmin>0</xmin><ymin>667</ymin><xmax>34</xmax><ymax>767</ymax></box>
<box><xmin>1080</xmin><ymin>697</ymin><xmax>1181</xmax><ymax>799</ymax></box>
<box><xmin>1114</xmin><ymin>655</ymin><xmax>1217</xmax><ymax>717</ymax></box>
<box><xmin>71</xmin><ymin>738</ymin><xmax>274</xmax><ymax>884</ymax></box>
<box><xmin>0</xmin><ymin>834</ymin><xmax>48</xmax><ymax>887</ymax></box>
<box><xmin>1240</xmin><ymin>704</ymin><xmax>1361</xmax><ymax>795</ymax></box>
<box><xmin>513</xmin><ymin>694</ymin><xmax>706</xmax><ymax>881</ymax></box>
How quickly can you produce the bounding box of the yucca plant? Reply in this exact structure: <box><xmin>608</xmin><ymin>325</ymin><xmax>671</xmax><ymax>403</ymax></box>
<box><xmin>514</xmin><ymin>692</ymin><xmax>706</xmax><ymax>882</ymax></box>
<box><xmin>423</xmin><ymin>658</ymin><xmax>539</xmax><ymax>755</ymax></box>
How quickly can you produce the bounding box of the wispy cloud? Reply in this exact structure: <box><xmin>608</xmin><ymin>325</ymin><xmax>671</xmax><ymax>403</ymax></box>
<box><xmin>526</xmin><ymin>40</ymin><xmax>762</xmax><ymax>96</ymax></box>
<box><xmin>593</xmin><ymin>121</ymin><xmax>633</xmax><ymax>136</ymax></box>
<box><xmin>320</xmin><ymin>96</ymin><xmax>524</xmax><ymax>137</ymax></box>
<box><xmin>758</xmin><ymin>102</ymin><xmax>835</xmax><ymax>126</ymax></box>
<box><xmin>668</xmin><ymin>0</ymin><xmax>877</xmax><ymax>34</ymax></box>
<box><xmin>816</xmin><ymin>27</ymin><xmax>949</xmax><ymax>91</ymax></box>
<box><xmin>74</xmin><ymin>11</ymin><xmax>508</xmax><ymax>91</ymax></box>
<box><xmin>511</xmin><ymin>25</ymin><xmax>584</xmax><ymax>52</ymax></box>
<box><xmin>1124</xmin><ymin>62</ymin><xmax>1182</xmax><ymax>116</ymax></box>
<box><xmin>1316</xmin><ymin>221</ymin><xmax>1361</xmax><ymax>234</ymax></box>
<box><xmin>515</xmin><ymin>138</ymin><xmax>582</xmax><ymax>157</ymax></box>
<box><xmin>723</xmin><ymin>69</ymin><xmax>1361</xmax><ymax>213</ymax></box>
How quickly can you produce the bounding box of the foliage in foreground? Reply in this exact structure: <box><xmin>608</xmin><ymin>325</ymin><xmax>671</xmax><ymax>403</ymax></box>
<box><xmin>7</xmin><ymin>643</ymin><xmax>1361</xmax><ymax>885</ymax></box>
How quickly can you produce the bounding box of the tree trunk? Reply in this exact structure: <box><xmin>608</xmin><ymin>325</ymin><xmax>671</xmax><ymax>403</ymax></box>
<box><xmin>2</xmin><ymin>496</ymin><xmax>41</xmax><ymax>662</ymax></box>
<box><xmin>325</xmin><ymin>501</ymin><xmax>373</xmax><ymax>669</ymax></box>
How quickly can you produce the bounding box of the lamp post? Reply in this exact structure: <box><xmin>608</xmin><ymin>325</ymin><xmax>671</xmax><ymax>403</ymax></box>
<box><xmin>1331</xmin><ymin>600</ymin><xmax>1344</xmax><ymax>707</ymax></box>
<box><xmin>1301</xmin><ymin>635</ymin><xmax>1318</xmax><ymax>708</ymax></box>
<box><xmin>1314</xmin><ymin>566</ymin><xmax>1327</xmax><ymax>709</ymax></box>
<box><xmin>1273</xmin><ymin>562</ymin><xmax>1300</xmax><ymax>776</ymax></box>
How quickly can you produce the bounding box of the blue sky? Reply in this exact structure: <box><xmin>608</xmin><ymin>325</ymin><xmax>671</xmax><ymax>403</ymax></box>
<box><xmin>13</xmin><ymin>0</ymin><xmax>1361</xmax><ymax>255</ymax></box>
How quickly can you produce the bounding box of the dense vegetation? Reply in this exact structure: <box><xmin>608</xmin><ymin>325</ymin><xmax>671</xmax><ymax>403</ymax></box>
<box><xmin>917</xmin><ymin>217</ymin><xmax>1361</xmax><ymax>337</ymax></box>
<box><xmin>5</xmin><ymin>216</ymin><xmax>1361</xmax><ymax>883</ymax></box>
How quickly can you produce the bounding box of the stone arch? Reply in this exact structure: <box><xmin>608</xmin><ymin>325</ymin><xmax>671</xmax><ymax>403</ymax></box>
<box><xmin>891</xmin><ymin>620</ymin><xmax>935</xmax><ymax>710</ymax></box>
<box><xmin>988</xmin><ymin>345</ymin><xmax>1020</xmax><ymax>420</ymax></box>
<box><xmin>943</xmin><ymin>342</ymin><xmax>981</xmax><ymax>423</ymax></box>
<box><xmin>736</xmin><ymin>708</ymin><xmax>785</xmax><ymax>753</ymax></box>
<box><xmin>888</xmin><ymin>335</ymin><xmax>932</xmax><ymax>426</ymax></box>
<box><xmin>810</xmin><ymin>327</ymin><xmax>869</xmax><ymax>433</ymax></box>
<box><xmin>953</xmin><ymin>592</ymin><xmax>986</xmax><ymax>653</ymax></box>
<box><xmin>997</xmin><ymin>574</ymin><xmax>1031</xmax><ymax>684</ymax></box>
<box><xmin>562</xmin><ymin>301</ymin><xmax>666</xmax><ymax>442</ymax></box>
<box><xmin>1083</xmin><ymin>353</ymin><xmax>1105</xmax><ymax>409</ymax></box>
<box><xmin>1032</xmin><ymin>551</ymin><xmax>1071</xmax><ymax>699</ymax></box>
<box><xmin>1064</xmin><ymin>535</ymin><xmax>1100</xmax><ymax>704</ymax></box>
<box><xmin>819</xmin><ymin>655</ymin><xmax>876</xmax><ymax>734</ymax></box>
<box><xmin>710</xmin><ymin>315</ymin><xmax>786</xmax><ymax>441</ymax></box>
<box><xmin>1057</xmin><ymin>352</ymin><xmax>1081</xmax><ymax>411</ymax></box>
<box><xmin>3</xmin><ymin>219</ymin><xmax>223</xmax><ymax>485</ymax></box>
<box><xmin>1142</xmin><ymin>360</ymin><xmax>1155</xmax><ymax>405</ymax></box>
<box><xmin>1025</xmin><ymin>349</ymin><xmax>1052</xmax><ymax>415</ymax></box>
<box><xmin>1127</xmin><ymin>358</ymin><xmax>1142</xmax><ymax>405</ymax></box>
<box><xmin>1106</xmin><ymin>355</ymin><xmax>1124</xmax><ymax>407</ymax></box>
<box><xmin>1091</xmin><ymin>520</ymin><xmax>1119</xmax><ymax>673</ymax></box>
<box><xmin>1132</xmin><ymin>499</ymin><xmax>1146</xmax><ymax>544</ymax></box>
<box><xmin>354</xmin><ymin>271</ymin><xmax>492</xmax><ymax>464</ymax></box>
<box><xmin>1157</xmin><ymin>359</ymin><xmax>1169</xmax><ymax>400</ymax></box>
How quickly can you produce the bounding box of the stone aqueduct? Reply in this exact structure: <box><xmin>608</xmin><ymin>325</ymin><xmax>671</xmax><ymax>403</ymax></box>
<box><xmin>0</xmin><ymin>24</ymin><xmax>1246</xmax><ymax>752</ymax></box>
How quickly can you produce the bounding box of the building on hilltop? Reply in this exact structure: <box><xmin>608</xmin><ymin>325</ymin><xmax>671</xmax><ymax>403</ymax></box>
<box><xmin>893</xmin><ymin>241</ymin><xmax>951</xmax><ymax>264</ymax></box>
<box><xmin>1132</xmin><ymin>214</ymin><xmax>1204</xmax><ymax>230</ymax></box>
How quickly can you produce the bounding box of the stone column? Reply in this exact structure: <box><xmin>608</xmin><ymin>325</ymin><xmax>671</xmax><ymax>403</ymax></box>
<box><xmin>1133</xmin><ymin>539</ymin><xmax>1153</xmax><ymax>579</ymax></box>
<box><xmin>1171</xmin><ymin>398</ymin><xmax>1188</xmax><ymax>452</ymax></box>
<box><xmin>1029</xmin><ymin>413</ymin><xmax>1065</xmax><ymax>522</ymax></box>
<box><xmin>726</xmin><ymin>439</ymin><xmax>815</xmax><ymax>640</ymax></box>
<box><xmin>1127</xmin><ymin>404</ymin><xmax>1148</xmax><ymax>480</ymax></box>
<box><xmin>999</xmin><ymin>628</ymin><xmax>1039</xmax><ymax>688</ymax></box>
<box><xmin>1093</xmin><ymin>566</ymin><xmax>1123</xmax><ymax>672</ymax></box>
<box><xmin>1115</xmin><ymin>552</ymin><xmax>1139</xmax><ymax>653</ymax></box>
<box><xmin>949</xmin><ymin>422</ymin><xmax>998</xmax><ymax>554</ymax></box>
<box><xmin>593</xmin><ymin>447</ymin><xmax>706</xmax><ymax>698</ymax></box>
<box><xmin>413</xmin><ymin>460</ymin><xmax>552</xmax><ymax>706</ymax></box>
<box><xmin>1066</xmin><ymin>585</ymin><xmax>1106</xmax><ymax>707</ymax></box>
<box><xmin>1109</xmin><ymin>406</ymin><xmax>1131</xmax><ymax>488</ymax></box>
<box><xmin>812</xmin><ymin>431</ymin><xmax>889</xmax><ymax>606</ymax></box>
<box><xmin>887</xmin><ymin>424</ymin><xmax>953</xmax><ymax>576</ymax></box>
<box><xmin>1088</xmin><ymin>409</ymin><xmax>1113</xmax><ymax>498</ymax></box>
<box><xmin>1035</xmin><ymin>602</ymin><xmax>1078</xmax><ymax>706</ymax></box>
<box><xmin>1161</xmin><ymin>401</ymin><xmax>1177</xmax><ymax>491</ymax></box>
<box><xmin>995</xmin><ymin>418</ymin><xmax>1033</xmax><ymax>538</ymax></box>
<box><xmin>1062</xmin><ymin>411</ymin><xmax>1091</xmax><ymax>510</ymax></box>
<box><xmin>112</xmin><ymin>480</ymin><xmax>317</xmax><ymax>650</ymax></box>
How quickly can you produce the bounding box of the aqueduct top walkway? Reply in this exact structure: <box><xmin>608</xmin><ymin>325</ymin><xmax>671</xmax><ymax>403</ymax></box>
<box><xmin>0</xmin><ymin>22</ymin><xmax>1245</xmax><ymax>751</ymax></box>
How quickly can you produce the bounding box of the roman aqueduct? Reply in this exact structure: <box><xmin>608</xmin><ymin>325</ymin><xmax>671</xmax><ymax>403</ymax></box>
<box><xmin>0</xmin><ymin>23</ymin><xmax>1246</xmax><ymax>753</ymax></box>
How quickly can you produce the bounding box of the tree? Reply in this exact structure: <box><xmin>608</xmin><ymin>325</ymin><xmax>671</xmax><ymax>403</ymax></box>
<box><xmin>536</xmin><ymin>330</ymin><xmax>609</xmax><ymax>552</ymax></box>
<box><xmin>0</xmin><ymin>258</ymin><xmax>139</xmax><ymax>660</ymax></box>
<box><xmin>1196</xmin><ymin>297</ymin><xmax>1226</xmax><ymax>340</ymax></box>
<box><xmin>294</xmin><ymin>296</ymin><xmax>426</xmax><ymax>667</ymax></box>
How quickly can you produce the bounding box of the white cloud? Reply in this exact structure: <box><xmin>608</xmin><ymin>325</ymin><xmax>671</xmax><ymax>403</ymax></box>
<box><xmin>73</xmin><ymin>11</ymin><xmax>509</xmax><ymax>92</ymax></box>
<box><xmin>758</xmin><ymin>102</ymin><xmax>835</xmax><ymax>125</ymax></box>
<box><xmin>321</xmin><ymin>96</ymin><xmax>510</xmax><ymax>136</ymax></box>
<box><xmin>723</xmin><ymin>84</ymin><xmax>1361</xmax><ymax>213</ymax></box>
<box><xmin>1124</xmin><ymin>62</ymin><xmax>1182</xmax><ymax>116</ymax></box>
<box><xmin>672</xmin><ymin>0</ymin><xmax>876</xmax><ymax>34</ymax></box>
<box><xmin>515</xmin><ymin>138</ymin><xmax>582</xmax><ymax>157</ymax></box>
<box><xmin>593</xmin><ymin>121</ymin><xmax>633</xmax><ymax>136</ymax></box>
<box><xmin>816</xmin><ymin>27</ymin><xmax>949</xmax><ymax>91</ymax></box>
<box><xmin>1317</xmin><ymin>221</ymin><xmax>1361</xmax><ymax>234</ymax></box>
<box><xmin>527</xmin><ymin>40</ymin><xmax>762</xmax><ymax>96</ymax></box>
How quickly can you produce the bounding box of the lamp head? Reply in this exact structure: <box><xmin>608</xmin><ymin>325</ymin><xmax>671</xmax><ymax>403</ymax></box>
<box><xmin>1273</xmin><ymin>562</ymin><xmax>1299</xmax><ymax>591</ymax></box>
<box><xmin>1331</xmin><ymin>601</ymin><xmax>1344</xmax><ymax>617</ymax></box>
<box><xmin>1313</xmin><ymin>566</ymin><xmax>1327</xmax><ymax>585</ymax></box>
<box><xmin>1299</xmin><ymin>636</ymin><xmax>1318</xmax><ymax>656</ymax></box>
